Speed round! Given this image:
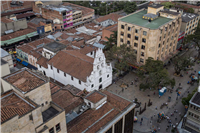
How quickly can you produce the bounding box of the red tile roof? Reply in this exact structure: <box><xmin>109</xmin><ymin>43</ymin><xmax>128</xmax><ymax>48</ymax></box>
<box><xmin>3</xmin><ymin>69</ymin><xmax>46</xmax><ymax>92</ymax></box>
<box><xmin>17</xmin><ymin>44</ymin><xmax>34</xmax><ymax>54</ymax></box>
<box><xmin>1</xmin><ymin>17</ymin><xmax>14</xmax><ymax>23</ymax></box>
<box><xmin>67</xmin><ymin>90</ymin><xmax>132</xmax><ymax>133</ymax></box>
<box><xmin>48</xmin><ymin>50</ymin><xmax>93</xmax><ymax>82</ymax></box>
<box><xmin>1</xmin><ymin>91</ymin><xmax>36</xmax><ymax>123</ymax></box>
<box><xmin>16</xmin><ymin>12</ymin><xmax>35</xmax><ymax>19</ymax></box>
<box><xmin>36</xmin><ymin>56</ymin><xmax>48</xmax><ymax>69</ymax></box>
<box><xmin>52</xmin><ymin>85</ymin><xmax>84</xmax><ymax>114</ymax></box>
<box><xmin>104</xmin><ymin>23</ymin><xmax>118</xmax><ymax>31</ymax></box>
<box><xmin>29</xmin><ymin>50</ymin><xmax>41</xmax><ymax>59</ymax></box>
<box><xmin>50</xmin><ymin>82</ymin><xmax>62</xmax><ymax>94</ymax></box>
<box><xmin>85</xmin><ymin>91</ymin><xmax>105</xmax><ymax>103</ymax></box>
<box><xmin>95</xmin><ymin>13</ymin><xmax>123</xmax><ymax>23</ymax></box>
<box><xmin>1</xmin><ymin>28</ymin><xmax>36</xmax><ymax>41</ymax></box>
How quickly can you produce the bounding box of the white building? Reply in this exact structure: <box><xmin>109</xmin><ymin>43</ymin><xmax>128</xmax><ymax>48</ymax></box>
<box><xmin>1</xmin><ymin>48</ymin><xmax>13</xmax><ymax>68</ymax></box>
<box><xmin>37</xmin><ymin>47</ymin><xmax>112</xmax><ymax>92</ymax></box>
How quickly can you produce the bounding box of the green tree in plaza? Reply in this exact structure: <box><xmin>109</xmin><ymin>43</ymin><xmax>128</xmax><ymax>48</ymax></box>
<box><xmin>103</xmin><ymin>31</ymin><xmax>118</xmax><ymax>51</ymax></box>
<box><xmin>124</xmin><ymin>2</ymin><xmax>137</xmax><ymax>14</ymax></box>
<box><xmin>137</xmin><ymin>57</ymin><xmax>173</xmax><ymax>91</ymax></box>
<box><xmin>105</xmin><ymin>44</ymin><xmax>136</xmax><ymax>74</ymax></box>
<box><xmin>182</xmin><ymin>87</ymin><xmax>198</xmax><ymax>106</ymax></box>
<box><xmin>184</xmin><ymin>24</ymin><xmax>200</xmax><ymax>59</ymax></box>
<box><xmin>172</xmin><ymin>55</ymin><xmax>194</xmax><ymax>75</ymax></box>
<box><xmin>161</xmin><ymin>2</ymin><xmax>174</xmax><ymax>9</ymax></box>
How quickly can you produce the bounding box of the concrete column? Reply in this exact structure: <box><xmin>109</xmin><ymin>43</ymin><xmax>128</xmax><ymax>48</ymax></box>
<box><xmin>122</xmin><ymin>115</ymin><xmax>125</xmax><ymax>133</ymax></box>
<box><xmin>124</xmin><ymin>24</ymin><xmax>128</xmax><ymax>44</ymax></box>
<box><xmin>112</xmin><ymin>124</ymin><xmax>115</xmax><ymax>133</ymax></box>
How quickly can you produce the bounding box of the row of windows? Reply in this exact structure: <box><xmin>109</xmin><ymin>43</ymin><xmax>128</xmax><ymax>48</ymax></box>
<box><xmin>121</xmin><ymin>26</ymin><xmax>147</xmax><ymax>35</ymax></box>
<box><xmin>188</xmin><ymin>111</ymin><xmax>200</xmax><ymax>121</ymax></box>
<box><xmin>49</xmin><ymin>123</ymin><xmax>60</xmax><ymax>133</ymax></box>
<box><xmin>190</xmin><ymin>105</ymin><xmax>200</xmax><ymax>112</ymax></box>
<box><xmin>120</xmin><ymin>37</ymin><xmax>146</xmax><ymax>43</ymax></box>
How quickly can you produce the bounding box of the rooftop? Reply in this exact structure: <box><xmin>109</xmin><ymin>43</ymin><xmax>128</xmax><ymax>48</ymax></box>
<box><xmin>43</xmin><ymin>41</ymin><xmax>67</xmax><ymax>53</ymax></box>
<box><xmin>42</xmin><ymin>106</ymin><xmax>59</xmax><ymax>123</ymax></box>
<box><xmin>103</xmin><ymin>23</ymin><xmax>118</xmax><ymax>31</ymax></box>
<box><xmin>119</xmin><ymin>9</ymin><xmax>173</xmax><ymax>29</ymax></box>
<box><xmin>181</xmin><ymin>12</ymin><xmax>199</xmax><ymax>23</ymax></box>
<box><xmin>191</xmin><ymin>92</ymin><xmax>200</xmax><ymax>107</ymax></box>
<box><xmin>1</xmin><ymin>48</ymin><xmax>10</xmax><ymax>58</ymax></box>
<box><xmin>148</xmin><ymin>4</ymin><xmax>163</xmax><ymax>9</ymax></box>
<box><xmin>52</xmin><ymin>85</ymin><xmax>84</xmax><ymax>114</ymax></box>
<box><xmin>16</xmin><ymin>12</ymin><xmax>35</xmax><ymax>19</ymax></box>
<box><xmin>1</xmin><ymin>59</ymin><xmax>7</xmax><ymax>66</ymax></box>
<box><xmin>67</xmin><ymin>90</ymin><xmax>133</xmax><ymax>133</ymax></box>
<box><xmin>3</xmin><ymin>68</ymin><xmax>46</xmax><ymax>93</ymax></box>
<box><xmin>1</xmin><ymin>17</ymin><xmax>14</xmax><ymax>23</ymax></box>
<box><xmin>30</xmin><ymin>17</ymin><xmax>51</xmax><ymax>25</ymax></box>
<box><xmin>85</xmin><ymin>90</ymin><xmax>106</xmax><ymax>103</ymax></box>
<box><xmin>1</xmin><ymin>90</ymin><xmax>36</xmax><ymax>124</ymax></box>
<box><xmin>48</xmin><ymin>50</ymin><xmax>94</xmax><ymax>82</ymax></box>
<box><xmin>37</xmin><ymin>56</ymin><xmax>48</xmax><ymax>69</ymax></box>
<box><xmin>95</xmin><ymin>13</ymin><xmax>123</xmax><ymax>23</ymax></box>
<box><xmin>159</xmin><ymin>9</ymin><xmax>180</xmax><ymax>16</ymax></box>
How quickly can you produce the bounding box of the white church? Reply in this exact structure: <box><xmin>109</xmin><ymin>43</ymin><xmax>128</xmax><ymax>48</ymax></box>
<box><xmin>37</xmin><ymin>42</ymin><xmax>112</xmax><ymax>92</ymax></box>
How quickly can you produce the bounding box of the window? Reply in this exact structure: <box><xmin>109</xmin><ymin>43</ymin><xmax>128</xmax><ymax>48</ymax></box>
<box><xmin>134</xmin><ymin>43</ymin><xmax>138</xmax><ymax>47</ymax></box>
<box><xmin>79</xmin><ymin>80</ymin><xmax>81</xmax><ymax>85</ymax></box>
<box><xmin>158</xmin><ymin>44</ymin><xmax>161</xmax><ymax>48</ymax></box>
<box><xmin>127</xmin><ymin>34</ymin><xmax>131</xmax><ymax>38</ymax></box>
<box><xmin>121</xmin><ymin>32</ymin><xmax>124</xmax><ymax>36</ymax></box>
<box><xmin>55</xmin><ymin>123</ymin><xmax>61</xmax><ymax>132</ymax></box>
<box><xmin>169</xmin><ymin>25</ymin><xmax>171</xmax><ymax>28</ymax></box>
<box><xmin>141</xmin><ymin>45</ymin><xmax>145</xmax><ymax>50</ymax></box>
<box><xmin>140</xmin><ymin>58</ymin><xmax>144</xmax><ymax>63</ymax></box>
<box><xmin>107</xmin><ymin>74</ymin><xmax>109</xmax><ymax>78</ymax></box>
<box><xmin>41</xmin><ymin>103</ymin><xmax>44</xmax><ymax>107</ymax></box>
<box><xmin>71</xmin><ymin>76</ymin><xmax>73</xmax><ymax>80</ymax></box>
<box><xmin>160</xmin><ymin>30</ymin><xmax>162</xmax><ymax>34</ymax></box>
<box><xmin>166</xmin><ymin>45</ymin><xmax>168</xmax><ymax>49</ymax></box>
<box><xmin>45</xmin><ymin>101</ymin><xmax>48</xmax><ymax>104</ymax></box>
<box><xmin>141</xmin><ymin>52</ymin><xmax>144</xmax><ymax>56</ymax></box>
<box><xmin>171</xmin><ymin>36</ymin><xmax>174</xmax><ymax>40</ymax></box>
<box><xmin>143</xmin><ymin>31</ymin><xmax>147</xmax><ymax>36</ymax></box>
<box><xmin>163</xmin><ymin>41</ymin><xmax>165</xmax><ymax>45</ymax></box>
<box><xmin>49</xmin><ymin>127</ymin><xmax>54</xmax><ymax>133</ymax></box>
<box><xmin>162</xmin><ymin>48</ymin><xmax>164</xmax><ymax>52</ymax></box>
<box><xmin>51</xmin><ymin>65</ymin><xmax>53</xmax><ymax>70</ymax></box>
<box><xmin>135</xmin><ymin>36</ymin><xmax>138</xmax><ymax>40</ymax></box>
<box><xmin>99</xmin><ymin>70</ymin><xmax>102</xmax><ymax>76</ymax></box>
<box><xmin>170</xmin><ymin>43</ymin><xmax>172</xmax><ymax>46</ymax></box>
<box><xmin>164</xmin><ymin>34</ymin><xmax>166</xmax><ymax>38</ymax></box>
<box><xmin>165</xmin><ymin>27</ymin><xmax>167</xmax><ymax>31</ymax></box>
<box><xmin>160</xmin><ymin>37</ymin><xmax>161</xmax><ymax>41</ymax></box>
<box><xmin>128</xmin><ymin>27</ymin><xmax>131</xmax><ymax>31</ymax></box>
<box><xmin>121</xmin><ymin>25</ymin><xmax>124</xmax><ymax>29</ymax></box>
<box><xmin>134</xmin><ymin>49</ymin><xmax>137</xmax><ymax>54</ymax></box>
<box><xmin>64</xmin><ymin>73</ymin><xmax>66</xmax><ymax>77</ymax></box>
<box><xmin>157</xmin><ymin>50</ymin><xmax>159</xmax><ymax>54</ymax></box>
<box><xmin>135</xmin><ymin>29</ymin><xmax>138</xmax><ymax>33</ymax></box>
<box><xmin>57</xmin><ymin>69</ymin><xmax>59</xmax><ymax>73</ymax></box>
<box><xmin>97</xmin><ymin>65</ymin><xmax>100</xmax><ymax>70</ymax></box>
<box><xmin>169</xmin><ymin>49</ymin><xmax>171</xmax><ymax>52</ymax></box>
<box><xmin>99</xmin><ymin>78</ymin><xmax>102</xmax><ymax>83</ymax></box>
<box><xmin>127</xmin><ymin>41</ymin><xmax>130</xmax><ymax>45</ymax></box>
<box><xmin>39</xmin><ymin>65</ymin><xmax>41</xmax><ymax>68</ymax></box>
<box><xmin>91</xmin><ymin>84</ymin><xmax>94</xmax><ymax>88</ymax></box>
<box><xmin>120</xmin><ymin>38</ymin><xmax>123</xmax><ymax>42</ymax></box>
<box><xmin>168</xmin><ymin>32</ymin><xmax>170</xmax><ymax>36</ymax></box>
<box><xmin>142</xmin><ymin>38</ymin><xmax>146</xmax><ymax>43</ymax></box>
<box><xmin>167</xmin><ymin>38</ymin><xmax>169</xmax><ymax>42</ymax></box>
<box><xmin>165</xmin><ymin>51</ymin><xmax>167</xmax><ymax>55</ymax></box>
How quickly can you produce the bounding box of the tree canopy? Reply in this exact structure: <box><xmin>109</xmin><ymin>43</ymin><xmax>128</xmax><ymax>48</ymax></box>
<box><xmin>184</xmin><ymin>24</ymin><xmax>200</xmax><ymax>59</ymax></box>
<box><xmin>161</xmin><ymin>2</ymin><xmax>174</xmax><ymax>9</ymax></box>
<box><xmin>172</xmin><ymin>55</ymin><xmax>194</xmax><ymax>75</ymax></box>
<box><xmin>137</xmin><ymin>57</ymin><xmax>174</xmax><ymax>91</ymax></box>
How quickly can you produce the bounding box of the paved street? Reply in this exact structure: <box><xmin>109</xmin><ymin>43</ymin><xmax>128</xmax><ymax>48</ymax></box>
<box><xmin>106</xmin><ymin>48</ymin><xmax>200</xmax><ymax>133</ymax></box>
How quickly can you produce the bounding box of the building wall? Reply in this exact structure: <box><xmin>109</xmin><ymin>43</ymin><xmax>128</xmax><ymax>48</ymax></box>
<box><xmin>147</xmin><ymin>6</ymin><xmax>164</xmax><ymax>15</ymax></box>
<box><xmin>25</xmin><ymin>82</ymin><xmax>52</xmax><ymax>112</ymax></box>
<box><xmin>1</xmin><ymin>19</ymin><xmax>28</xmax><ymax>34</ymax></box>
<box><xmin>184</xmin><ymin>17</ymin><xmax>199</xmax><ymax>36</ymax></box>
<box><xmin>2</xmin><ymin>55</ymin><xmax>13</xmax><ymax>68</ymax></box>
<box><xmin>1</xmin><ymin>60</ymin><xmax>11</xmax><ymax>77</ymax></box>
<box><xmin>28</xmin><ymin>54</ymin><xmax>38</xmax><ymax>67</ymax></box>
<box><xmin>100</xmin><ymin>19</ymin><xmax>116</xmax><ymax>27</ymax></box>
<box><xmin>37</xmin><ymin>49</ymin><xmax>112</xmax><ymax>92</ymax></box>
<box><xmin>117</xmin><ymin>13</ymin><xmax>181</xmax><ymax>64</ymax></box>
<box><xmin>16</xmin><ymin>48</ymin><xmax>29</xmax><ymax>62</ymax></box>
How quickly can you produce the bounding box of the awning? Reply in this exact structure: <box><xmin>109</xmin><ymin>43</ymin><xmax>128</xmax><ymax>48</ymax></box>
<box><xmin>16</xmin><ymin>58</ymin><xmax>21</xmax><ymax>62</ymax></box>
<box><xmin>22</xmin><ymin>61</ymin><xmax>28</xmax><ymax>66</ymax></box>
<box><xmin>27</xmin><ymin>64</ymin><xmax>38</xmax><ymax>70</ymax></box>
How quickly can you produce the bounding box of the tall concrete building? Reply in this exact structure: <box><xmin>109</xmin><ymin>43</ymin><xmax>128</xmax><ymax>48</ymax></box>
<box><xmin>117</xmin><ymin>4</ymin><xmax>182</xmax><ymax>64</ymax></box>
<box><xmin>182</xmin><ymin>86</ymin><xmax>200</xmax><ymax>133</ymax></box>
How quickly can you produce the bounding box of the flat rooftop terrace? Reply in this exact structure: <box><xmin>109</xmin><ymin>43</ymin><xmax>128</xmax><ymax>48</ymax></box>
<box><xmin>119</xmin><ymin>10</ymin><xmax>173</xmax><ymax>29</ymax></box>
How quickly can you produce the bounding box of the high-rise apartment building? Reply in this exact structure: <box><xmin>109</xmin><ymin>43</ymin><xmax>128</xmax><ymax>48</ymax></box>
<box><xmin>117</xmin><ymin>4</ymin><xmax>182</xmax><ymax>64</ymax></box>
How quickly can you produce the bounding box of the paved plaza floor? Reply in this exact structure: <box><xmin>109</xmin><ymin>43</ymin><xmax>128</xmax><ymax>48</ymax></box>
<box><xmin>106</xmin><ymin>48</ymin><xmax>200</xmax><ymax>133</ymax></box>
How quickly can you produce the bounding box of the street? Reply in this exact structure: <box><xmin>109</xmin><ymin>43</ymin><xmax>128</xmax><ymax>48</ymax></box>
<box><xmin>106</xmin><ymin>47</ymin><xmax>200</xmax><ymax>133</ymax></box>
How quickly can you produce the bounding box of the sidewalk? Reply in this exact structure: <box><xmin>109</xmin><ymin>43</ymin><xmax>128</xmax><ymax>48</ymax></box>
<box><xmin>106</xmin><ymin>48</ymin><xmax>199</xmax><ymax>133</ymax></box>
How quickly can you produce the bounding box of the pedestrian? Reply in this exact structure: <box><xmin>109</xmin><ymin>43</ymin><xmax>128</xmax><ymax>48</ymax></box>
<box><xmin>154</xmin><ymin>92</ymin><xmax>155</xmax><ymax>95</ymax></box>
<box><xmin>140</xmin><ymin>121</ymin><xmax>142</xmax><ymax>126</ymax></box>
<box><xmin>159</xmin><ymin>95</ymin><xmax>160</xmax><ymax>98</ymax></box>
<box><xmin>141</xmin><ymin>118</ymin><xmax>143</xmax><ymax>122</ymax></box>
<box><xmin>179</xmin><ymin>112</ymin><xmax>181</xmax><ymax>116</ymax></box>
<box><xmin>175</xmin><ymin>117</ymin><xmax>177</xmax><ymax>120</ymax></box>
<box><xmin>151</xmin><ymin>116</ymin><xmax>153</xmax><ymax>120</ymax></box>
<box><xmin>179</xmin><ymin>83</ymin><xmax>181</xmax><ymax>86</ymax></box>
<box><xmin>155</xmin><ymin>106</ymin><xmax>157</xmax><ymax>110</ymax></box>
<box><xmin>154</xmin><ymin>113</ymin><xmax>156</xmax><ymax>117</ymax></box>
<box><xmin>194</xmin><ymin>70</ymin><xmax>196</xmax><ymax>73</ymax></box>
<box><xmin>158</xmin><ymin>127</ymin><xmax>160</xmax><ymax>131</ymax></box>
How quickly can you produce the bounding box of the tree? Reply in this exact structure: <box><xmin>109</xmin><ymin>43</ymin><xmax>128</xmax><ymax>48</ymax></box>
<box><xmin>184</xmin><ymin>24</ymin><xmax>200</xmax><ymax>59</ymax></box>
<box><xmin>172</xmin><ymin>55</ymin><xmax>194</xmax><ymax>75</ymax></box>
<box><xmin>137</xmin><ymin>57</ymin><xmax>173</xmax><ymax>91</ymax></box>
<box><xmin>103</xmin><ymin>31</ymin><xmax>118</xmax><ymax>51</ymax></box>
<box><xmin>105</xmin><ymin>44</ymin><xmax>136</xmax><ymax>74</ymax></box>
<box><xmin>161</xmin><ymin>2</ymin><xmax>174</xmax><ymax>9</ymax></box>
<box><xmin>182</xmin><ymin>87</ymin><xmax>198</xmax><ymax>106</ymax></box>
<box><xmin>124</xmin><ymin>2</ymin><xmax>137</xmax><ymax>14</ymax></box>
<box><xmin>185</xmin><ymin>8</ymin><xmax>194</xmax><ymax>13</ymax></box>
<box><xmin>170</xmin><ymin>78</ymin><xmax>176</xmax><ymax>88</ymax></box>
